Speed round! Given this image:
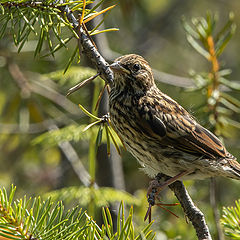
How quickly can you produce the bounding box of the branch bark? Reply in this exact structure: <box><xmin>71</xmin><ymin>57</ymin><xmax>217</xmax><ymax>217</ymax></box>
<box><xmin>155</xmin><ymin>174</ymin><xmax>212</xmax><ymax>239</ymax></box>
<box><xmin>59</xmin><ymin>3</ymin><xmax>113</xmax><ymax>86</ymax></box>
<box><xmin>60</xmin><ymin>3</ymin><xmax>212</xmax><ymax>239</ymax></box>
<box><xmin>169</xmin><ymin>181</ymin><xmax>212</xmax><ymax>240</ymax></box>
<box><xmin>165</xmin><ymin>178</ymin><xmax>212</xmax><ymax>240</ymax></box>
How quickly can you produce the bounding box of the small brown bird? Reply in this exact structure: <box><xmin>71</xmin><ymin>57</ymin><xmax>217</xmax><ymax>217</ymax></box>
<box><xmin>109</xmin><ymin>54</ymin><xmax>240</xmax><ymax>183</ymax></box>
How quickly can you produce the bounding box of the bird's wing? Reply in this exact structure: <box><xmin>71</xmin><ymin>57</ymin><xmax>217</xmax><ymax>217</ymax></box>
<box><xmin>164</xmin><ymin>116</ymin><xmax>227</xmax><ymax>159</ymax></box>
<box><xmin>138</xmin><ymin>96</ymin><xmax>228</xmax><ymax>159</ymax></box>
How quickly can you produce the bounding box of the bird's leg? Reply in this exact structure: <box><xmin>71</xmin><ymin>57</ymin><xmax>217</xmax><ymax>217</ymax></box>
<box><xmin>144</xmin><ymin>187</ymin><xmax>156</xmax><ymax>222</ymax></box>
<box><xmin>148</xmin><ymin>170</ymin><xmax>191</xmax><ymax>196</ymax></box>
<box><xmin>144</xmin><ymin>170</ymin><xmax>191</xmax><ymax>222</ymax></box>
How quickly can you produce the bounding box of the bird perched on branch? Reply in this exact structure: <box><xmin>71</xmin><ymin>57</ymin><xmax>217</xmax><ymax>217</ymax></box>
<box><xmin>109</xmin><ymin>54</ymin><xmax>240</xmax><ymax>187</ymax></box>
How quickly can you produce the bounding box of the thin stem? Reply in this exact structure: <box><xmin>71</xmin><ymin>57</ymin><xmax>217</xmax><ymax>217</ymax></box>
<box><xmin>89</xmin><ymin>81</ymin><xmax>101</xmax><ymax>182</ymax></box>
<box><xmin>210</xmin><ymin>178</ymin><xmax>225</xmax><ymax>240</ymax></box>
<box><xmin>206</xmin><ymin>35</ymin><xmax>224</xmax><ymax>240</ymax></box>
<box><xmin>207</xmin><ymin>35</ymin><xmax>220</xmax><ymax>124</ymax></box>
<box><xmin>168</xmin><ymin>180</ymin><xmax>212</xmax><ymax>240</ymax></box>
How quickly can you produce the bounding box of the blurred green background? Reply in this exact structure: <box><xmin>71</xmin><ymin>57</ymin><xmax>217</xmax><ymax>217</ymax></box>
<box><xmin>0</xmin><ymin>0</ymin><xmax>240</xmax><ymax>239</ymax></box>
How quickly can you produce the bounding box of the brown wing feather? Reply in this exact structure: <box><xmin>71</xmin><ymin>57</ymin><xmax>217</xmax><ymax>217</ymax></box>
<box><xmin>167</xmin><ymin>123</ymin><xmax>227</xmax><ymax>159</ymax></box>
<box><xmin>140</xmin><ymin>93</ymin><xmax>229</xmax><ymax>159</ymax></box>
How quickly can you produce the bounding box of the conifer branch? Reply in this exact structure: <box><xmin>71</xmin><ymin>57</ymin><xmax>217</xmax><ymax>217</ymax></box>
<box><xmin>58</xmin><ymin>0</ymin><xmax>114</xmax><ymax>85</ymax></box>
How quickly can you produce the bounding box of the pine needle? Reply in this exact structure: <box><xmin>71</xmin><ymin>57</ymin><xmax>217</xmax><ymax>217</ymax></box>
<box><xmin>66</xmin><ymin>73</ymin><xmax>100</xmax><ymax>96</ymax></box>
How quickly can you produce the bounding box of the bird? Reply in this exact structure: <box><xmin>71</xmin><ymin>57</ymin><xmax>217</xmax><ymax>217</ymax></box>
<box><xmin>109</xmin><ymin>54</ymin><xmax>240</xmax><ymax>186</ymax></box>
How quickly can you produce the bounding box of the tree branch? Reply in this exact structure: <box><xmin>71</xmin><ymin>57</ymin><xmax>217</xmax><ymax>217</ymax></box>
<box><xmin>156</xmin><ymin>174</ymin><xmax>212</xmax><ymax>239</ymax></box>
<box><xmin>166</xmin><ymin>178</ymin><xmax>212</xmax><ymax>240</ymax></box>
<box><xmin>59</xmin><ymin>2</ymin><xmax>113</xmax><ymax>86</ymax></box>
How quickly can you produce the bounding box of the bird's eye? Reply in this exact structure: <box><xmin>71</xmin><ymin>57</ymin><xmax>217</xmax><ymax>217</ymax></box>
<box><xmin>132</xmin><ymin>63</ymin><xmax>141</xmax><ymax>72</ymax></box>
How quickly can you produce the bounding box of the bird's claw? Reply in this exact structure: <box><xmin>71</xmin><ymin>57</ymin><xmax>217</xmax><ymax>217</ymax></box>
<box><xmin>144</xmin><ymin>203</ymin><xmax>152</xmax><ymax>223</ymax></box>
<box><xmin>144</xmin><ymin>187</ymin><xmax>156</xmax><ymax>223</ymax></box>
<box><xmin>144</xmin><ymin>177</ymin><xmax>180</xmax><ymax>222</ymax></box>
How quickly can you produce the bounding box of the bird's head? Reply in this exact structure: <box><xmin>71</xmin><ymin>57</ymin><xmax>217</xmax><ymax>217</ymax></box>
<box><xmin>110</xmin><ymin>54</ymin><xmax>155</xmax><ymax>93</ymax></box>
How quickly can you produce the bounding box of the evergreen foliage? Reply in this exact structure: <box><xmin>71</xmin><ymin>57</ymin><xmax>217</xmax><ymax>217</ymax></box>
<box><xmin>182</xmin><ymin>11</ymin><xmax>240</xmax><ymax>239</ymax></box>
<box><xmin>182</xmin><ymin>12</ymin><xmax>240</xmax><ymax>136</ymax></box>
<box><xmin>45</xmin><ymin>186</ymin><xmax>140</xmax><ymax>207</ymax></box>
<box><xmin>0</xmin><ymin>0</ymin><xmax>117</xmax><ymax>70</ymax></box>
<box><xmin>221</xmin><ymin>200</ymin><xmax>240</xmax><ymax>239</ymax></box>
<box><xmin>0</xmin><ymin>1</ymin><xmax>240</xmax><ymax>239</ymax></box>
<box><xmin>0</xmin><ymin>186</ymin><xmax>154</xmax><ymax>240</ymax></box>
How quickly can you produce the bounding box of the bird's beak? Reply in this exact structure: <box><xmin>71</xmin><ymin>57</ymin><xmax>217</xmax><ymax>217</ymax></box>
<box><xmin>110</xmin><ymin>62</ymin><xmax>130</xmax><ymax>74</ymax></box>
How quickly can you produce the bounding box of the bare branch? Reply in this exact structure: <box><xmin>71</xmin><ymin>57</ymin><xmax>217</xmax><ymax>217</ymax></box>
<box><xmin>155</xmin><ymin>174</ymin><xmax>212</xmax><ymax>239</ymax></box>
<box><xmin>210</xmin><ymin>178</ymin><xmax>225</xmax><ymax>240</ymax></box>
<box><xmin>7</xmin><ymin>60</ymin><xmax>92</xmax><ymax>187</ymax></box>
<box><xmin>8</xmin><ymin>62</ymin><xmax>80</xmax><ymax>114</ymax></box>
<box><xmin>49</xmin><ymin>125</ymin><xmax>94</xmax><ymax>187</ymax></box>
<box><xmin>168</xmin><ymin>179</ymin><xmax>212</xmax><ymax>240</ymax></box>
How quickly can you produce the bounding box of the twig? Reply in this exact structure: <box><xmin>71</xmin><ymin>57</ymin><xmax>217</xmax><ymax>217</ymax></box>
<box><xmin>7</xmin><ymin>60</ymin><xmax>93</xmax><ymax>187</ymax></box>
<box><xmin>59</xmin><ymin>1</ymin><xmax>113</xmax><ymax>86</ymax></box>
<box><xmin>156</xmin><ymin>174</ymin><xmax>212</xmax><ymax>240</ymax></box>
<box><xmin>48</xmin><ymin>125</ymin><xmax>95</xmax><ymax>187</ymax></box>
<box><xmin>67</xmin><ymin>73</ymin><xmax>100</xmax><ymax>96</ymax></box>
<box><xmin>210</xmin><ymin>179</ymin><xmax>224</xmax><ymax>240</ymax></box>
<box><xmin>168</xmin><ymin>179</ymin><xmax>212</xmax><ymax>240</ymax></box>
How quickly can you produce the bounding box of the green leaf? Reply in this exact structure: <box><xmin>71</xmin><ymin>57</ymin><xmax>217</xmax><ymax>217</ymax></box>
<box><xmin>95</xmin><ymin>124</ymin><xmax>103</xmax><ymax>151</ymax></box>
<box><xmin>220</xmin><ymin>92</ymin><xmax>240</xmax><ymax>108</ymax></box>
<box><xmin>196</xmin><ymin>17</ymin><xmax>208</xmax><ymax>39</ymax></box>
<box><xmin>34</xmin><ymin>28</ymin><xmax>45</xmax><ymax>57</ymax></box>
<box><xmin>17</xmin><ymin>7</ymin><xmax>36</xmax><ymax>34</ymax></box>
<box><xmin>186</xmin><ymin>34</ymin><xmax>210</xmax><ymax>59</ymax></box>
<box><xmin>136</xmin><ymin>221</ymin><xmax>154</xmax><ymax>240</ymax></box>
<box><xmin>215</xmin><ymin>24</ymin><xmax>236</xmax><ymax>56</ymax></box>
<box><xmin>86</xmin><ymin>0</ymin><xmax>105</xmax><ymax>16</ymax></box>
<box><xmin>8</xmin><ymin>185</ymin><xmax>16</xmax><ymax>210</ymax></box>
<box><xmin>45</xmin><ymin>186</ymin><xmax>140</xmax><ymax>208</ymax></box>
<box><xmin>119</xmin><ymin>208</ymin><xmax>133</xmax><ymax>240</ymax></box>
<box><xmin>43</xmin><ymin>36</ymin><xmax>73</xmax><ymax>57</ymax></box>
<box><xmin>182</xmin><ymin>17</ymin><xmax>199</xmax><ymax>39</ymax></box>
<box><xmin>90</xmin><ymin>28</ymin><xmax>119</xmax><ymax>36</ymax></box>
<box><xmin>219</xmin><ymin>78</ymin><xmax>240</xmax><ymax>90</ymax></box>
<box><xmin>0</xmin><ymin>15</ymin><xmax>9</xmax><ymax>39</ymax></box>
<box><xmin>89</xmin><ymin>8</ymin><xmax>113</xmax><ymax>34</ymax></box>
<box><xmin>64</xmin><ymin>45</ymin><xmax>79</xmax><ymax>74</ymax></box>
<box><xmin>219</xmin><ymin>98</ymin><xmax>240</xmax><ymax>113</ymax></box>
<box><xmin>71</xmin><ymin>3</ymin><xmax>84</xmax><ymax>12</ymax></box>
<box><xmin>191</xmin><ymin>17</ymin><xmax>207</xmax><ymax>41</ymax></box>
<box><xmin>10</xmin><ymin>8</ymin><xmax>18</xmax><ymax>45</ymax></box>
<box><xmin>215</xmin><ymin>12</ymin><xmax>234</xmax><ymax>42</ymax></box>
<box><xmin>83</xmin><ymin>120</ymin><xmax>101</xmax><ymax>132</ymax></box>
<box><xmin>106</xmin><ymin>125</ymin><xmax>121</xmax><ymax>155</ymax></box>
<box><xmin>218</xmin><ymin>69</ymin><xmax>232</xmax><ymax>77</ymax></box>
<box><xmin>102</xmin><ymin>207</ymin><xmax>112</xmax><ymax>238</ymax></box>
<box><xmin>18</xmin><ymin>14</ymin><xmax>38</xmax><ymax>52</ymax></box>
<box><xmin>106</xmin><ymin>207</ymin><xmax>114</xmax><ymax>237</ymax></box>
<box><xmin>78</xmin><ymin>104</ymin><xmax>100</xmax><ymax>121</ymax></box>
<box><xmin>46</xmin><ymin>29</ymin><xmax>54</xmax><ymax>56</ymax></box>
<box><xmin>206</xmin><ymin>11</ymin><xmax>217</xmax><ymax>34</ymax></box>
<box><xmin>222</xmin><ymin>200</ymin><xmax>240</xmax><ymax>239</ymax></box>
<box><xmin>216</xmin><ymin>106</ymin><xmax>232</xmax><ymax>116</ymax></box>
<box><xmin>224</xmin><ymin>118</ymin><xmax>240</xmax><ymax>129</ymax></box>
<box><xmin>0</xmin><ymin>231</ymin><xmax>20</xmax><ymax>240</ymax></box>
<box><xmin>52</xmin><ymin>25</ymin><xmax>69</xmax><ymax>48</ymax></box>
<box><xmin>105</xmin><ymin>124</ymin><xmax>111</xmax><ymax>156</ymax></box>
